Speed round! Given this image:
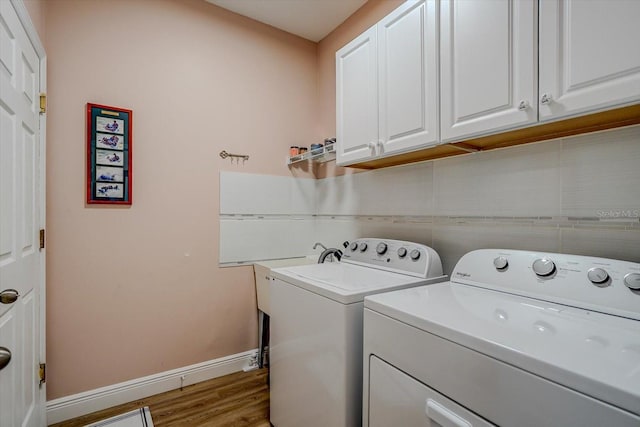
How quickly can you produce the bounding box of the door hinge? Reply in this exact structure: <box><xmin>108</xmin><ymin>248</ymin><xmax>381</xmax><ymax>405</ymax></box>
<box><xmin>39</xmin><ymin>229</ymin><xmax>45</xmax><ymax>250</ymax></box>
<box><xmin>39</xmin><ymin>363</ymin><xmax>46</xmax><ymax>386</ymax></box>
<box><xmin>39</xmin><ymin>93</ymin><xmax>46</xmax><ymax>114</ymax></box>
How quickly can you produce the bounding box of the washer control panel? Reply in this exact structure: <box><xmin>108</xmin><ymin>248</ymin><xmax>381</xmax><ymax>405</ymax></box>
<box><xmin>341</xmin><ymin>238</ymin><xmax>443</xmax><ymax>279</ymax></box>
<box><xmin>453</xmin><ymin>249</ymin><xmax>640</xmax><ymax>320</ymax></box>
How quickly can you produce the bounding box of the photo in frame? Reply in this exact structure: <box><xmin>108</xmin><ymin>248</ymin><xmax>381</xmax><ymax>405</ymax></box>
<box><xmin>87</xmin><ymin>103</ymin><xmax>132</xmax><ymax>204</ymax></box>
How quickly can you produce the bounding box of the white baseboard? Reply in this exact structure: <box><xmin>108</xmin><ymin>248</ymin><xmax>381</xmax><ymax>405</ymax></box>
<box><xmin>46</xmin><ymin>349</ymin><xmax>259</xmax><ymax>425</ymax></box>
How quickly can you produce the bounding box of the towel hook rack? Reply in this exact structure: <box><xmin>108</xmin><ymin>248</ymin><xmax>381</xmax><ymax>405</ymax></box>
<box><xmin>219</xmin><ymin>150</ymin><xmax>249</xmax><ymax>163</ymax></box>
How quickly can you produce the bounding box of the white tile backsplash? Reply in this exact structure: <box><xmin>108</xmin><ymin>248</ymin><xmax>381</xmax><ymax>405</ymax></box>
<box><xmin>434</xmin><ymin>140</ymin><xmax>562</xmax><ymax>217</ymax></box>
<box><xmin>220</xmin><ymin>125</ymin><xmax>640</xmax><ymax>268</ymax></box>
<box><xmin>220</xmin><ymin>172</ymin><xmax>290</xmax><ymax>215</ymax></box>
<box><xmin>358</xmin><ymin>219</ymin><xmax>433</xmax><ymax>246</ymax></box>
<box><xmin>290</xmin><ymin>177</ymin><xmax>317</xmax><ymax>215</ymax></box>
<box><xmin>561</xmin><ymin>126</ymin><xmax>640</xmax><ymax>218</ymax></box>
<box><xmin>219</xmin><ymin>218</ymin><xmax>315</xmax><ymax>264</ymax></box>
<box><xmin>315</xmin><ymin>162</ymin><xmax>434</xmax><ymax>216</ymax></box>
<box><xmin>352</xmin><ymin>162</ymin><xmax>434</xmax><ymax>216</ymax></box>
<box><xmin>316</xmin><ymin>174</ymin><xmax>358</xmax><ymax>215</ymax></box>
<box><xmin>560</xmin><ymin>228</ymin><xmax>640</xmax><ymax>263</ymax></box>
<box><xmin>314</xmin><ymin>217</ymin><xmax>361</xmax><ymax>249</ymax></box>
<box><xmin>220</xmin><ymin>171</ymin><xmax>316</xmax><ymax>215</ymax></box>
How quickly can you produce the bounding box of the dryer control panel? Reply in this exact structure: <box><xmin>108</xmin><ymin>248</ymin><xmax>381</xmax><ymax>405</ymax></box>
<box><xmin>341</xmin><ymin>238</ymin><xmax>443</xmax><ymax>279</ymax></box>
<box><xmin>452</xmin><ymin>249</ymin><xmax>640</xmax><ymax>321</ymax></box>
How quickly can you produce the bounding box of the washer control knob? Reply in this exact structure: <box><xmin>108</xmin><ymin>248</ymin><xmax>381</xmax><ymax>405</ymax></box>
<box><xmin>376</xmin><ymin>242</ymin><xmax>388</xmax><ymax>255</ymax></box>
<box><xmin>493</xmin><ymin>256</ymin><xmax>509</xmax><ymax>270</ymax></box>
<box><xmin>410</xmin><ymin>249</ymin><xmax>421</xmax><ymax>261</ymax></box>
<box><xmin>587</xmin><ymin>268</ymin><xmax>610</xmax><ymax>285</ymax></box>
<box><xmin>350</xmin><ymin>242</ymin><xmax>358</xmax><ymax>251</ymax></box>
<box><xmin>533</xmin><ymin>258</ymin><xmax>556</xmax><ymax>277</ymax></box>
<box><xmin>359</xmin><ymin>242</ymin><xmax>368</xmax><ymax>252</ymax></box>
<box><xmin>397</xmin><ymin>247</ymin><xmax>407</xmax><ymax>258</ymax></box>
<box><xmin>624</xmin><ymin>273</ymin><xmax>640</xmax><ymax>290</ymax></box>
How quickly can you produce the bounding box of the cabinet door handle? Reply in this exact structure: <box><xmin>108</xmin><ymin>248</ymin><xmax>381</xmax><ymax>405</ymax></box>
<box><xmin>518</xmin><ymin>100</ymin><xmax>530</xmax><ymax>111</ymax></box>
<box><xmin>367</xmin><ymin>141</ymin><xmax>376</xmax><ymax>151</ymax></box>
<box><xmin>0</xmin><ymin>289</ymin><xmax>19</xmax><ymax>304</ymax></box>
<box><xmin>0</xmin><ymin>347</ymin><xmax>11</xmax><ymax>371</ymax></box>
<box><xmin>540</xmin><ymin>93</ymin><xmax>553</xmax><ymax>105</ymax></box>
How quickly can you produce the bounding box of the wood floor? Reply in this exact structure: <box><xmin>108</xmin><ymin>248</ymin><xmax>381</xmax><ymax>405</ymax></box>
<box><xmin>50</xmin><ymin>368</ymin><xmax>270</xmax><ymax>427</ymax></box>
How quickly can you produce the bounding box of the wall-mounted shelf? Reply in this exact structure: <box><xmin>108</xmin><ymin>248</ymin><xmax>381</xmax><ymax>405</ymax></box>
<box><xmin>287</xmin><ymin>144</ymin><xmax>336</xmax><ymax>165</ymax></box>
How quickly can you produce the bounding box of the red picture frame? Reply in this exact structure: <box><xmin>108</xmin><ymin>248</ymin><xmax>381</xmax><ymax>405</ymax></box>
<box><xmin>86</xmin><ymin>103</ymin><xmax>133</xmax><ymax>205</ymax></box>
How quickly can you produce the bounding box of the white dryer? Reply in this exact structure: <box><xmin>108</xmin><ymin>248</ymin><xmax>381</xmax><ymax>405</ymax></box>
<box><xmin>269</xmin><ymin>238</ymin><xmax>446</xmax><ymax>427</ymax></box>
<box><xmin>363</xmin><ymin>249</ymin><xmax>640</xmax><ymax>426</ymax></box>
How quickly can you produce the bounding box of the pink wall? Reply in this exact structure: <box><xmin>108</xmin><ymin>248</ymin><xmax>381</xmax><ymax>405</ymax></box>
<box><xmin>44</xmin><ymin>0</ymin><xmax>318</xmax><ymax>399</ymax></box>
<box><xmin>33</xmin><ymin>0</ymin><xmax>404</xmax><ymax>401</ymax></box>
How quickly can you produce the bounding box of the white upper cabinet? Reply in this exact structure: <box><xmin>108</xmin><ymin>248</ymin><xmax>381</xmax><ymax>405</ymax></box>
<box><xmin>336</xmin><ymin>0</ymin><xmax>640</xmax><ymax>169</ymax></box>
<box><xmin>440</xmin><ymin>0</ymin><xmax>538</xmax><ymax>143</ymax></box>
<box><xmin>337</xmin><ymin>0</ymin><xmax>438</xmax><ymax>166</ymax></box>
<box><xmin>539</xmin><ymin>0</ymin><xmax>640</xmax><ymax>121</ymax></box>
<box><xmin>377</xmin><ymin>0</ymin><xmax>439</xmax><ymax>157</ymax></box>
<box><xmin>336</xmin><ymin>27</ymin><xmax>378</xmax><ymax>165</ymax></box>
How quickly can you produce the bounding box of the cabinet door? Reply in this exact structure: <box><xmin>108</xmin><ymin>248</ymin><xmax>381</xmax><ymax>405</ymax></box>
<box><xmin>539</xmin><ymin>0</ymin><xmax>640</xmax><ymax>121</ymax></box>
<box><xmin>336</xmin><ymin>26</ymin><xmax>378</xmax><ymax>166</ymax></box>
<box><xmin>440</xmin><ymin>0</ymin><xmax>537</xmax><ymax>142</ymax></box>
<box><xmin>378</xmin><ymin>0</ymin><xmax>439</xmax><ymax>157</ymax></box>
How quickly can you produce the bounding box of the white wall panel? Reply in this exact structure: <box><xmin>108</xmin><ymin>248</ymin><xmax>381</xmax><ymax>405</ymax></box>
<box><xmin>316</xmin><ymin>163</ymin><xmax>433</xmax><ymax>216</ymax></box>
<box><xmin>385</xmin><ymin>221</ymin><xmax>433</xmax><ymax>246</ymax></box>
<box><xmin>290</xmin><ymin>177</ymin><xmax>316</xmax><ymax>215</ymax></box>
<box><xmin>358</xmin><ymin>219</ymin><xmax>433</xmax><ymax>246</ymax></box>
<box><xmin>434</xmin><ymin>141</ymin><xmax>562</xmax><ymax>217</ymax></box>
<box><xmin>561</xmin><ymin>126</ymin><xmax>640</xmax><ymax>218</ymax></box>
<box><xmin>561</xmin><ymin>228</ymin><xmax>640</xmax><ymax>263</ymax></box>
<box><xmin>220</xmin><ymin>127</ymin><xmax>640</xmax><ymax>267</ymax></box>
<box><xmin>316</xmin><ymin>174</ymin><xmax>358</xmax><ymax>215</ymax></box>
<box><xmin>219</xmin><ymin>172</ymin><xmax>293</xmax><ymax>215</ymax></box>
<box><xmin>219</xmin><ymin>218</ymin><xmax>314</xmax><ymax>264</ymax></box>
<box><xmin>314</xmin><ymin>217</ymin><xmax>360</xmax><ymax>250</ymax></box>
<box><xmin>352</xmin><ymin>162</ymin><xmax>434</xmax><ymax>216</ymax></box>
<box><xmin>352</xmin><ymin>217</ymin><xmax>396</xmax><ymax>239</ymax></box>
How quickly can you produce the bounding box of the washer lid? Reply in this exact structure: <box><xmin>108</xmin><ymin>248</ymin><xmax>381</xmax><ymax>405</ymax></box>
<box><xmin>365</xmin><ymin>282</ymin><xmax>640</xmax><ymax>416</ymax></box>
<box><xmin>272</xmin><ymin>262</ymin><xmax>445</xmax><ymax>304</ymax></box>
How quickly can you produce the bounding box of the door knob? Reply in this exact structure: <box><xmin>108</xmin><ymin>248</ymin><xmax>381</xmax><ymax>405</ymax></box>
<box><xmin>540</xmin><ymin>93</ymin><xmax>553</xmax><ymax>105</ymax></box>
<box><xmin>518</xmin><ymin>100</ymin><xmax>530</xmax><ymax>111</ymax></box>
<box><xmin>0</xmin><ymin>289</ymin><xmax>19</xmax><ymax>304</ymax></box>
<box><xmin>0</xmin><ymin>347</ymin><xmax>11</xmax><ymax>371</ymax></box>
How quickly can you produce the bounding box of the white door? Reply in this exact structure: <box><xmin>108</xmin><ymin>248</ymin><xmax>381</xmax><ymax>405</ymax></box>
<box><xmin>378</xmin><ymin>0</ymin><xmax>438</xmax><ymax>157</ymax></box>
<box><xmin>336</xmin><ymin>26</ymin><xmax>378</xmax><ymax>166</ymax></box>
<box><xmin>440</xmin><ymin>0</ymin><xmax>537</xmax><ymax>143</ymax></box>
<box><xmin>0</xmin><ymin>0</ymin><xmax>46</xmax><ymax>426</ymax></box>
<box><xmin>539</xmin><ymin>0</ymin><xmax>640</xmax><ymax>121</ymax></box>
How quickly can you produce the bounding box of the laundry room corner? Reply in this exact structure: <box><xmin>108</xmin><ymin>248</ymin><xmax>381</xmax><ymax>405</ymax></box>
<box><xmin>41</xmin><ymin>0</ymin><xmax>319</xmax><ymax>402</ymax></box>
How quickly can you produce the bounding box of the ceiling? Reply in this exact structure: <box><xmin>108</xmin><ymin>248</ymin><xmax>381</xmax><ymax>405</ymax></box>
<box><xmin>205</xmin><ymin>0</ymin><xmax>368</xmax><ymax>42</ymax></box>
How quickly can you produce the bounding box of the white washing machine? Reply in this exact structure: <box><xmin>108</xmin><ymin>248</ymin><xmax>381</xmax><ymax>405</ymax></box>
<box><xmin>363</xmin><ymin>249</ymin><xmax>640</xmax><ymax>426</ymax></box>
<box><xmin>269</xmin><ymin>238</ymin><xmax>446</xmax><ymax>427</ymax></box>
